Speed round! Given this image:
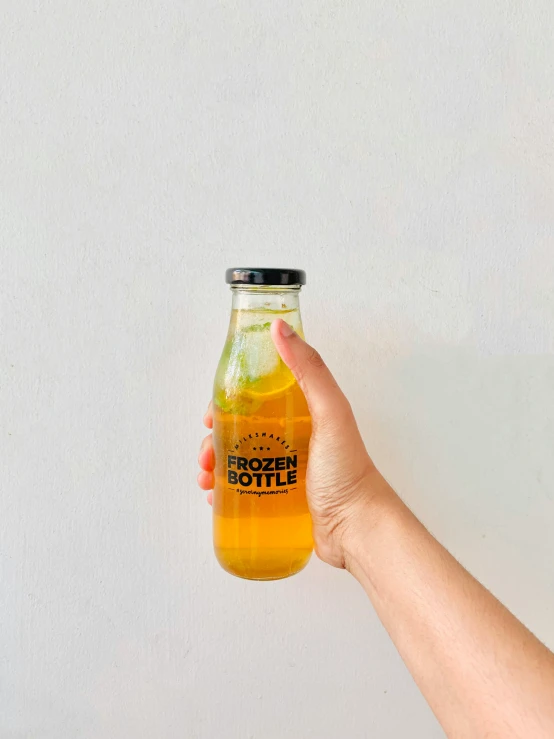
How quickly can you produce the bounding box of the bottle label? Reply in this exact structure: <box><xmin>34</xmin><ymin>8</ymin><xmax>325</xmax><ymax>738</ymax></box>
<box><xmin>225</xmin><ymin>431</ymin><xmax>299</xmax><ymax>497</ymax></box>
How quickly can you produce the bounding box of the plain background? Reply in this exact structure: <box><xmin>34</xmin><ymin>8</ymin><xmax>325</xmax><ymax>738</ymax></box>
<box><xmin>2</xmin><ymin>1</ymin><xmax>554</xmax><ymax>737</ymax></box>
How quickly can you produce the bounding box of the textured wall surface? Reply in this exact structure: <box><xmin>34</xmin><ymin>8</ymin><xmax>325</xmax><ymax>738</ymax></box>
<box><xmin>2</xmin><ymin>2</ymin><xmax>554</xmax><ymax>737</ymax></box>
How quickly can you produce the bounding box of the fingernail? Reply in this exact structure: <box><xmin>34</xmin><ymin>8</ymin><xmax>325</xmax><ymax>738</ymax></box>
<box><xmin>279</xmin><ymin>320</ymin><xmax>295</xmax><ymax>338</ymax></box>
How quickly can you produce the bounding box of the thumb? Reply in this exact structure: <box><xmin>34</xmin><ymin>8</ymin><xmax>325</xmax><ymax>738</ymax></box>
<box><xmin>270</xmin><ymin>319</ymin><xmax>349</xmax><ymax>422</ymax></box>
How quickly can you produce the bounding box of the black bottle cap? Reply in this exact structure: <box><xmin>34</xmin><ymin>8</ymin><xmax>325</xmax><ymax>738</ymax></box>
<box><xmin>225</xmin><ymin>268</ymin><xmax>306</xmax><ymax>286</ymax></box>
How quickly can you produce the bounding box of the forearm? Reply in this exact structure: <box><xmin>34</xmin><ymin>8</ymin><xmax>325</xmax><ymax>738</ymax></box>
<box><xmin>344</xmin><ymin>470</ymin><xmax>554</xmax><ymax>739</ymax></box>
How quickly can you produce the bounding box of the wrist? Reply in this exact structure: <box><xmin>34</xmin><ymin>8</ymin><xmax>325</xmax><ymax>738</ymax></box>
<box><xmin>340</xmin><ymin>468</ymin><xmax>400</xmax><ymax>575</ymax></box>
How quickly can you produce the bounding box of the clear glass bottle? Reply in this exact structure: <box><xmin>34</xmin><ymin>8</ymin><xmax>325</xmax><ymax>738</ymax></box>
<box><xmin>212</xmin><ymin>268</ymin><xmax>313</xmax><ymax>580</ymax></box>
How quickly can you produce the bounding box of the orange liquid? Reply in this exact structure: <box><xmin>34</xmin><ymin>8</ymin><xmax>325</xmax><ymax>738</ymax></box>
<box><xmin>213</xmin><ymin>363</ymin><xmax>312</xmax><ymax>580</ymax></box>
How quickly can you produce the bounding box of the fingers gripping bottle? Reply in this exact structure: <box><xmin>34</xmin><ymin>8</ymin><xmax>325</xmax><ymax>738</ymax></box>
<box><xmin>212</xmin><ymin>268</ymin><xmax>313</xmax><ymax>580</ymax></box>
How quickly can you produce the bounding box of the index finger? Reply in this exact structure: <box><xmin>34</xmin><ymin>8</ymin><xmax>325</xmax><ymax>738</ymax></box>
<box><xmin>203</xmin><ymin>401</ymin><xmax>213</xmax><ymax>429</ymax></box>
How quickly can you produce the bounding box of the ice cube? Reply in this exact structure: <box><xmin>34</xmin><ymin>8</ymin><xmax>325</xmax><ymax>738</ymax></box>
<box><xmin>240</xmin><ymin>324</ymin><xmax>279</xmax><ymax>380</ymax></box>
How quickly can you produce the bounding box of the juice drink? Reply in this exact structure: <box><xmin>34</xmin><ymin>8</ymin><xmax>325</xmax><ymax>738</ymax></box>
<box><xmin>212</xmin><ymin>268</ymin><xmax>312</xmax><ymax>580</ymax></box>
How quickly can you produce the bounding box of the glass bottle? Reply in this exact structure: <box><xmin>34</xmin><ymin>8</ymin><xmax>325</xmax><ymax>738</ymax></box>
<box><xmin>212</xmin><ymin>268</ymin><xmax>313</xmax><ymax>580</ymax></box>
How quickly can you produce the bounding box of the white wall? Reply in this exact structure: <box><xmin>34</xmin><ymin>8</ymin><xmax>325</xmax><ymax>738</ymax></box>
<box><xmin>2</xmin><ymin>2</ymin><xmax>554</xmax><ymax>737</ymax></box>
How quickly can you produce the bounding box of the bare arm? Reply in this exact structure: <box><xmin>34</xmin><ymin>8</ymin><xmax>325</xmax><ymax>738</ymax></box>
<box><xmin>344</xmin><ymin>472</ymin><xmax>554</xmax><ymax>738</ymax></box>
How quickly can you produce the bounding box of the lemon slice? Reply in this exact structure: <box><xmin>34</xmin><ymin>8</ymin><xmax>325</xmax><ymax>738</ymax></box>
<box><xmin>214</xmin><ymin>364</ymin><xmax>295</xmax><ymax>414</ymax></box>
<box><xmin>213</xmin><ymin>319</ymin><xmax>297</xmax><ymax>413</ymax></box>
<box><xmin>243</xmin><ymin>363</ymin><xmax>296</xmax><ymax>400</ymax></box>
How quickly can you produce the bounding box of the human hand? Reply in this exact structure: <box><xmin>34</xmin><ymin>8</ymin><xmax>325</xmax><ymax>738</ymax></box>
<box><xmin>198</xmin><ymin>319</ymin><xmax>377</xmax><ymax>568</ymax></box>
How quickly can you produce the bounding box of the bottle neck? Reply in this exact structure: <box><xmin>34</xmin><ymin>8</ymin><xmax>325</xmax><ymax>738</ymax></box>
<box><xmin>230</xmin><ymin>285</ymin><xmax>302</xmax><ymax>313</ymax></box>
